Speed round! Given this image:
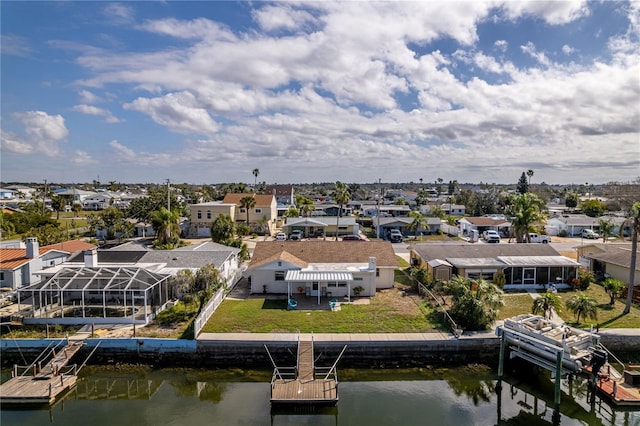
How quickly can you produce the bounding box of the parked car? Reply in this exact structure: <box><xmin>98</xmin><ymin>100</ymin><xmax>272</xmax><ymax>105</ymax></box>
<box><xmin>582</xmin><ymin>229</ymin><xmax>599</xmax><ymax>239</ymax></box>
<box><xmin>342</xmin><ymin>234</ymin><xmax>362</xmax><ymax>241</ymax></box>
<box><xmin>388</xmin><ymin>229</ymin><xmax>403</xmax><ymax>243</ymax></box>
<box><xmin>483</xmin><ymin>230</ymin><xmax>501</xmax><ymax>243</ymax></box>
<box><xmin>289</xmin><ymin>230</ymin><xmax>304</xmax><ymax>240</ymax></box>
<box><xmin>528</xmin><ymin>233</ymin><xmax>551</xmax><ymax>243</ymax></box>
<box><xmin>275</xmin><ymin>232</ymin><xmax>287</xmax><ymax>241</ymax></box>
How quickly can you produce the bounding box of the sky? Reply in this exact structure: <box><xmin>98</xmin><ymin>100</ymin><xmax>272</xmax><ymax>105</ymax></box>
<box><xmin>1</xmin><ymin>1</ymin><xmax>639</xmax><ymax>186</ymax></box>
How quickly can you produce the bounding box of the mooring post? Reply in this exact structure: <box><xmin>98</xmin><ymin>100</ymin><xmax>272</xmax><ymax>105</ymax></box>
<box><xmin>554</xmin><ymin>350</ymin><xmax>562</xmax><ymax>408</ymax></box>
<box><xmin>498</xmin><ymin>332</ymin><xmax>506</xmax><ymax>379</ymax></box>
<box><xmin>13</xmin><ymin>364</ymin><xmax>17</xmax><ymax>378</ymax></box>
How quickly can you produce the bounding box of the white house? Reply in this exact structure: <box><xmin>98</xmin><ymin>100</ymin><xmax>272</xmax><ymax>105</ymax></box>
<box><xmin>247</xmin><ymin>241</ymin><xmax>397</xmax><ymax>302</ymax></box>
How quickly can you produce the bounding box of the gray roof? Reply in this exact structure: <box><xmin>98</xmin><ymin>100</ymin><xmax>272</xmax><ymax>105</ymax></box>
<box><xmin>582</xmin><ymin>243</ymin><xmax>640</xmax><ymax>270</ymax></box>
<box><xmin>378</xmin><ymin>217</ymin><xmax>442</xmax><ymax>226</ymax></box>
<box><xmin>412</xmin><ymin>243</ymin><xmax>561</xmax><ymax>262</ymax></box>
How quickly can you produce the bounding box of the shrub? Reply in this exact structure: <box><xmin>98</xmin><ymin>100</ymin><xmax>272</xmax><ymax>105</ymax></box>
<box><xmin>558</xmin><ymin>229</ymin><xmax>568</xmax><ymax>237</ymax></box>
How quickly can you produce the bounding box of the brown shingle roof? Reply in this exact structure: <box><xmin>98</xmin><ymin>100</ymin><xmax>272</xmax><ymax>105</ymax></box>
<box><xmin>41</xmin><ymin>240</ymin><xmax>96</xmax><ymax>254</ymax></box>
<box><xmin>222</xmin><ymin>193</ymin><xmax>275</xmax><ymax>206</ymax></box>
<box><xmin>249</xmin><ymin>241</ymin><xmax>397</xmax><ymax>269</ymax></box>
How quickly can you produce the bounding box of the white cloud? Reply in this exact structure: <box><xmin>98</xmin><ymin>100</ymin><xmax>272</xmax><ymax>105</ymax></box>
<box><xmin>138</xmin><ymin>18</ymin><xmax>236</xmax><ymax>41</ymax></box>
<box><xmin>501</xmin><ymin>0</ymin><xmax>590</xmax><ymax>25</ymax></box>
<box><xmin>252</xmin><ymin>4</ymin><xmax>316</xmax><ymax>32</ymax></box>
<box><xmin>0</xmin><ymin>34</ymin><xmax>33</xmax><ymax>58</ymax></box>
<box><xmin>78</xmin><ymin>90</ymin><xmax>101</xmax><ymax>104</ymax></box>
<box><xmin>72</xmin><ymin>104</ymin><xmax>122</xmax><ymax>123</ymax></box>
<box><xmin>6</xmin><ymin>111</ymin><xmax>69</xmax><ymax>156</ymax></box>
<box><xmin>562</xmin><ymin>44</ymin><xmax>576</xmax><ymax>55</ymax></box>
<box><xmin>71</xmin><ymin>150</ymin><xmax>98</xmax><ymax>165</ymax></box>
<box><xmin>103</xmin><ymin>3</ymin><xmax>134</xmax><ymax>25</ymax></box>
<box><xmin>521</xmin><ymin>42</ymin><xmax>551</xmax><ymax>67</ymax></box>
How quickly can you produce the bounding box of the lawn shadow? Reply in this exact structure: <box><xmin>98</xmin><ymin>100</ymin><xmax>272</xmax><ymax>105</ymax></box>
<box><xmin>262</xmin><ymin>299</ymin><xmax>287</xmax><ymax>310</ymax></box>
<box><xmin>599</xmin><ymin>311</ymin><xmax>629</xmax><ymax>327</ymax></box>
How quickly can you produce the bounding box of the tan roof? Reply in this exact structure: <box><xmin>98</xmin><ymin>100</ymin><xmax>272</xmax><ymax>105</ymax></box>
<box><xmin>249</xmin><ymin>241</ymin><xmax>397</xmax><ymax>269</ymax></box>
<box><xmin>1</xmin><ymin>240</ymin><xmax>97</xmax><ymax>270</ymax></box>
<box><xmin>222</xmin><ymin>193</ymin><xmax>275</xmax><ymax>206</ymax></box>
<box><xmin>463</xmin><ymin>217</ymin><xmax>510</xmax><ymax>226</ymax></box>
<box><xmin>252</xmin><ymin>251</ymin><xmax>309</xmax><ymax>269</ymax></box>
<box><xmin>41</xmin><ymin>240</ymin><xmax>96</xmax><ymax>254</ymax></box>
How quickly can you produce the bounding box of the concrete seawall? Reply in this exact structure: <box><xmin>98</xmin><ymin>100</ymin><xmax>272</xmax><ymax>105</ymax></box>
<box><xmin>2</xmin><ymin>330</ymin><xmax>639</xmax><ymax>369</ymax></box>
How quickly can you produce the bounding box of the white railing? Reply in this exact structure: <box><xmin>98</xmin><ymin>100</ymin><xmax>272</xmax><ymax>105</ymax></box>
<box><xmin>193</xmin><ymin>267</ymin><xmax>246</xmax><ymax>337</ymax></box>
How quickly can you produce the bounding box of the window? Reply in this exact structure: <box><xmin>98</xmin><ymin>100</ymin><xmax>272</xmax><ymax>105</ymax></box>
<box><xmin>197</xmin><ymin>211</ymin><xmax>202</xmax><ymax>219</ymax></box>
<box><xmin>376</xmin><ymin>268</ymin><xmax>380</xmax><ymax>277</ymax></box>
<box><xmin>240</xmin><ymin>208</ymin><xmax>246</xmax><ymax>213</ymax></box>
<box><xmin>255</xmin><ymin>208</ymin><xmax>262</xmax><ymax>213</ymax></box>
<box><xmin>275</xmin><ymin>271</ymin><xmax>285</xmax><ymax>281</ymax></box>
<box><xmin>338</xmin><ymin>282</ymin><xmax>347</xmax><ymax>288</ymax></box>
<box><xmin>353</xmin><ymin>277</ymin><xmax>363</xmax><ymax>281</ymax></box>
<box><xmin>0</xmin><ymin>272</ymin><xmax>4</xmax><ymax>281</ymax></box>
<box><xmin>328</xmin><ymin>282</ymin><xmax>337</xmax><ymax>288</ymax></box>
<box><xmin>206</xmin><ymin>210</ymin><xmax>211</xmax><ymax>219</ymax></box>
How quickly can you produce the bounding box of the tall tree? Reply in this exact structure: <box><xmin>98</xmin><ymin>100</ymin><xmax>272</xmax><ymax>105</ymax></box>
<box><xmin>239</xmin><ymin>195</ymin><xmax>256</xmax><ymax>227</ymax></box>
<box><xmin>565</xmin><ymin>192</ymin><xmax>579</xmax><ymax>209</ymax></box>
<box><xmin>408</xmin><ymin>211</ymin><xmax>429</xmax><ymax>241</ymax></box>
<box><xmin>581</xmin><ymin>199</ymin><xmax>606</xmax><ymax>217</ymax></box>
<box><xmin>150</xmin><ymin>207</ymin><xmax>181</xmax><ymax>248</ymax></box>
<box><xmin>527</xmin><ymin>169</ymin><xmax>534</xmax><ymax>186</ymax></box>
<box><xmin>252</xmin><ymin>168</ymin><xmax>260</xmax><ymax>189</ymax></box>
<box><xmin>332</xmin><ymin>182</ymin><xmax>351</xmax><ymax>241</ymax></box>
<box><xmin>623</xmin><ymin>202</ymin><xmax>640</xmax><ymax>314</ymax></box>
<box><xmin>510</xmin><ymin>193</ymin><xmax>546</xmax><ymax>242</ymax></box>
<box><xmin>50</xmin><ymin>195</ymin><xmax>65</xmax><ymax>220</ymax></box>
<box><xmin>517</xmin><ymin>172</ymin><xmax>529</xmax><ymax>194</ymax></box>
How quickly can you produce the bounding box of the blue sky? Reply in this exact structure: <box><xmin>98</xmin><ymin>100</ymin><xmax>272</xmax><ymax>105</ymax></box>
<box><xmin>1</xmin><ymin>1</ymin><xmax>638</xmax><ymax>185</ymax></box>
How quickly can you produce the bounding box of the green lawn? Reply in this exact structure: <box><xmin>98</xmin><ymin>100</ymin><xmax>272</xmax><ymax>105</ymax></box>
<box><xmin>202</xmin><ymin>297</ymin><xmax>436</xmax><ymax>334</ymax></box>
<box><xmin>498</xmin><ymin>285</ymin><xmax>640</xmax><ymax>329</ymax></box>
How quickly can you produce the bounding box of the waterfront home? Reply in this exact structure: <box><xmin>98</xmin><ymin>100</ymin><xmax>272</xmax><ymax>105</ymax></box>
<box><xmin>247</xmin><ymin>241</ymin><xmax>397</xmax><ymax>299</ymax></box>
<box><xmin>410</xmin><ymin>243</ymin><xmax>579</xmax><ymax>290</ymax></box>
<box><xmin>17</xmin><ymin>241</ymin><xmax>241</xmax><ymax>325</ymax></box>
<box><xmin>0</xmin><ymin>238</ymin><xmax>96</xmax><ymax>290</ymax></box>
<box><xmin>577</xmin><ymin>242</ymin><xmax>640</xmax><ymax>298</ymax></box>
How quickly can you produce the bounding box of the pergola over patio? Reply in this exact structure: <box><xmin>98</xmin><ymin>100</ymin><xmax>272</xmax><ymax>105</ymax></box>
<box><xmin>285</xmin><ymin>270</ymin><xmax>354</xmax><ymax>304</ymax></box>
<box><xmin>18</xmin><ymin>267</ymin><xmax>171</xmax><ymax>325</ymax></box>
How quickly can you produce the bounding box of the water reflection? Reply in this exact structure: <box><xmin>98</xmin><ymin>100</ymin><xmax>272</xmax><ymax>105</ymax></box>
<box><xmin>2</xmin><ymin>366</ymin><xmax>639</xmax><ymax>426</ymax></box>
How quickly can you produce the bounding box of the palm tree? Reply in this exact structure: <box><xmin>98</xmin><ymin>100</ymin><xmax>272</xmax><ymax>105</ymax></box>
<box><xmin>445</xmin><ymin>276</ymin><xmax>504</xmax><ymax>330</ymax></box>
<box><xmin>603</xmin><ymin>277</ymin><xmax>625</xmax><ymax>305</ymax></box>
<box><xmin>50</xmin><ymin>195</ymin><xmax>65</xmax><ymax>220</ymax></box>
<box><xmin>252</xmin><ymin>168</ymin><xmax>259</xmax><ymax>189</ymax></box>
<box><xmin>510</xmin><ymin>193</ymin><xmax>546</xmax><ymax>243</ymax></box>
<box><xmin>408</xmin><ymin>211</ymin><xmax>429</xmax><ymax>241</ymax></box>
<box><xmin>332</xmin><ymin>182</ymin><xmax>350</xmax><ymax>241</ymax></box>
<box><xmin>150</xmin><ymin>207</ymin><xmax>181</xmax><ymax>247</ymax></box>
<box><xmin>531</xmin><ymin>291</ymin><xmax>562</xmax><ymax>319</ymax></box>
<box><xmin>565</xmin><ymin>293</ymin><xmax>598</xmax><ymax>324</ymax></box>
<box><xmin>239</xmin><ymin>195</ymin><xmax>256</xmax><ymax>228</ymax></box>
<box><xmin>598</xmin><ymin>218</ymin><xmax>614</xmax><ymax>243</ymax></box>
<box><xmin>623</xmin><ymin>202</ymin><xmax>640</xmax><ymax>314</ymax></box>
<box><xmin>527</xmin><ymin>169</ymin><xmax>534</xmax><ymax>186</ymax></box>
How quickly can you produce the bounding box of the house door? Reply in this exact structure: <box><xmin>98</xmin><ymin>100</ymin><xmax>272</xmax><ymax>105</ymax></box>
<box><xmin>310</xmin><ymin>282</ymin><xmax>319</xmax><ymax>296</ymax></box>
<box><xmin>523</xmin><ymin>268</ymin><xmax>536</xmax><ymax>285</ymax></box>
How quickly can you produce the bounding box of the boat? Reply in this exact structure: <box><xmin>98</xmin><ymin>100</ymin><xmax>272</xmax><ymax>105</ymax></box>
<box><xmin>496</xmin><ymin>314</ymin><xmax>601</xmax><ymax>373</ymax></box>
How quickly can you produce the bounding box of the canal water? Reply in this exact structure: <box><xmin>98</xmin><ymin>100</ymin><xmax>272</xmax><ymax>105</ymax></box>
<box><xmin>1</xmin><ymin>365</ymin><xmax>638</xmax><ymax>426</ymax></box>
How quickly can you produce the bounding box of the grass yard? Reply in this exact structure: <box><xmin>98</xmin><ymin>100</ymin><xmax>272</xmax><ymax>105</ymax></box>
<box><xmin>201</xmin><ymin>287</ymin><xmax>436</xmax><ymax>333</ymax></box>
<box><xmin>558</xmin><ymin>283</ymin><xmax>640</xmax><ymax>328</ymax></box>
<box><xmin>498</xmin><ymin>293</ymin><xmax>536</xmax><ymax>320</ymax></box>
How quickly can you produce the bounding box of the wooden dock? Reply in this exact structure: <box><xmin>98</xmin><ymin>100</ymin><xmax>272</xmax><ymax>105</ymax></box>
<box><xmin>0</xmin><ymin>340</ymin><xmax>84</xmax><ymax>405</ymax></box>
<box><xmin>591</xmin><ymin>364</ymin><xmax>640</xmax><ymax>407</ymax></box>
<box><xmin>267</xmin><ymin>335</ymin><xmax>344</xmax><ymax>406</ymax></box>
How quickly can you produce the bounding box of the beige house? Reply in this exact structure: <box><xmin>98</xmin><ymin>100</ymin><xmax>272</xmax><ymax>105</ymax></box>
<box><xmin>577</xmin><ymin>242</ymin><xmax>640</xmax><ymax>289</ymax></box>
<box><xmin>222</xmin><ymin>193</ymin><xmax>278</xmax><ymax>235</ymax></box>
<box><xmin>188</xmin><ymin>202</ymin><xmax>237</xmax><ymax>237</ymax></box>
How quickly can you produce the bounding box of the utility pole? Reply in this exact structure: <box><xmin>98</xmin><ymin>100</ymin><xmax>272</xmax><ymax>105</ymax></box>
<box><xmin>166</xmin><ymin>179</ymin><xmax>171</xmax><ymax>211</ymax></box>
<box><xmin>377</xmin><ymin>178</ymin><xmax>382</xmax><ymax>239</ymax></box>
<box><xmin>42</xmin><ymin>179</ymin><xmax>47</xmax><ymax>215</ymax></box>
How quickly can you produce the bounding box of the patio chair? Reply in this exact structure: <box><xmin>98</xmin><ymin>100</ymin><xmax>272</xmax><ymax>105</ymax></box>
<box><xmin>288</xmin><ymin>298</ymin><xmax>298</xmax><ymax>310</ymax></box>
<box><xmin>329</xmin><ymin>298</ymin><xmax>338</xmax><ymax>311</ymax></box>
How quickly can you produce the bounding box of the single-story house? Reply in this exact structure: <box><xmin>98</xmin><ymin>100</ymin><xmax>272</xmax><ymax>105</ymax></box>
<box><xmin>577</xmin><ymin>242</ymin><xmax>640</xmax><ymax>292</ymax></box>
<box><xmin>247</xmin><ymin>241</ymin><xmax>397</xmax><ymax>303</ymax></box>
<box><xmin>18</xmin><ymin>241</ymin><xmax>242</xmax><ymax>325</ymax></box>
<box><xmin>373</xmin><ymin>216</ymin><xmax>442</xmax><ymax>239</ymax></box>
<box><xmin>362</xmin><ymin>204</ymin><xmax>411</xmax><ymax>218</ymax></box>
<box><xmin>546</xmin><ymin>214</ymin><xmax>599</xmax><ymax>237</ymax></box>
<box><xmin>283</xmin><ymin>216</ymin><xmax>359</xmax><ymax>238</ymax></box>
<box><xmin>458</xmin><ymin>216</ymin><xmax>512</xmax><ymax>238</ymax></box>
<box><xmin>410</xmin><ymin>243</ymin><xmax>579</xmax><ymax>291</ymax></box>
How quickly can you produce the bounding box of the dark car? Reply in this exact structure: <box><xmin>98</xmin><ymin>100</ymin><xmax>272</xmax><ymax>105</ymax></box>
<box><xmin>341</xmin><ymin>234</ymin><xmax>362</xmax><ymax>241</ymax></box>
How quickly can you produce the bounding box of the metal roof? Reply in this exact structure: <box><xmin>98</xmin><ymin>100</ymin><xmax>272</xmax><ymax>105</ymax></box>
<box><xmin>497</xmin><ymin>256</ymin><xmax>580</xmax><ymax>266</ymax></box>
<box><xmin>447</xmin><ymin>258</ymin><xmax>505</xmax><ymax>268</ymax></box>
<box><xmin>285</xmin><ymin>270</ymin><xmax>353</xmax><ymax>282</ymax></box>
<box><xmin>20</xmin><ymin>267</ymin><xmax>170</xmax><ymax>292</ymax></box>
<box><xmin>427</xmin><ymin>259</ymin><xmax>452</xmax><ymax>268</ymax></box>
